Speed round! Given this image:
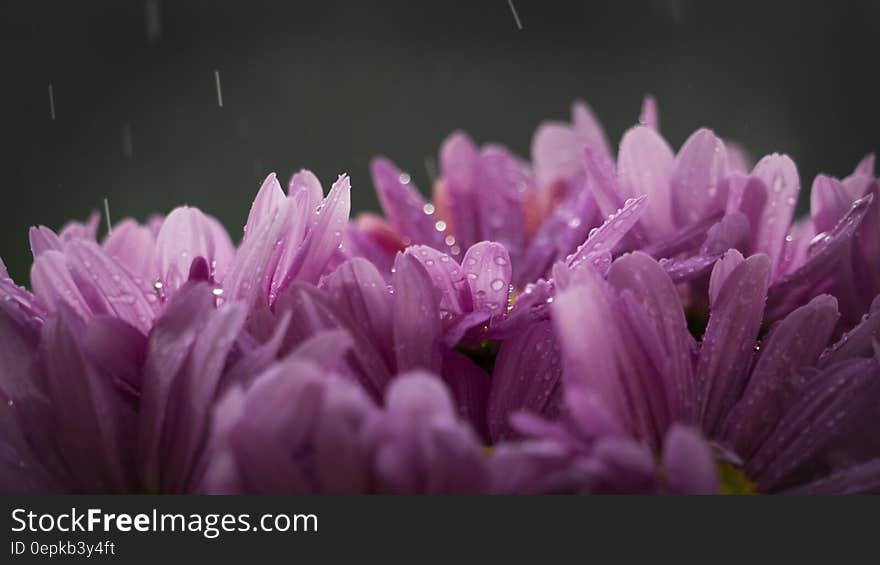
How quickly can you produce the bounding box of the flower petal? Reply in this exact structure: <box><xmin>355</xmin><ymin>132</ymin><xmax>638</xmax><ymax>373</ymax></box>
<box><xmin>617</xmin><ymin>125</ymin><xmax>674</xmax><ymax>237</ymax></box>
<box><xmin>439</xmin><ymin>131</ymin><xmax>481</xmax><ymax>248</ymax></box>
<box><xmin>287</xmin><ymin>169</ymin><xmax>323</xmax><ymax>219</ymax></box>
<box><xmin>810</xmin><ymin>174</ymin><xmax>851</xmax><ymax>234</ymax></box>
<box><xmin>766</xmin><ymin>194</ymin><xmax>873</xmax><ymax>318</ymax></box>
<box><xmin>571</xmin><ymin>99</ymin><xmax>612</xmax><ymax>163</ymax></box>
<box><xmin>488</xmin><ymin>320</ymin><xmax>562</xmax><ymax>441</ymax></box>
<box><xmin>156</xmin><ymin>206</ymin><xmax>232</xmax><ymax>291</ymax></box>
<box><xmin>405</xmin><ymin>246</ymin><xmax>471</xmax><ymax>321</ymax></box>
<box><xmin>243</xmin><ymin>173</ymin><xmax>285</xmax><ymax>241</ymax></box>
<box><xmin>531</xmin><ymin>122</ymin><xmax>581</xmax><ymax>190</ymax></box>
<box><xmin>442</xmin><ymin>350</ymin><xmax>491</xmax><ymax>441</ymax></box>
<box><xmin>721</xmin><ymin>294</ymin><xmax>840</xmax><ymax>460</ymax></box>
<box><xmin>462</xmin><ymin>242</ymin><xmax>512</xmax><ymax>315</ymax></box>
<box><xmin>670</xmin><ymin>128</ymin><xmax>729</xmax><ymax>226</ymax></box>
<box><xmin>748</xmin><ymin>357</ymin><xmax>880</xmax><ymax>491</ymax></box>
<box><xmin>608</xmin><ymin>251</ymin><xmax>697</xmax><ymax>421</ymax></box>
<box><xmin>40</xmin><ymin>309</ymin><xmax>133</xmax><ymax>492</ymax></box>
<box><xmin>662</xmin><ymin>424</ymin><xmax>717</xmax><ymax>494</ymax></box>
<box><xmin>280</xmin><ymin>174</ymin><xmax>351</xmax><ymax>285</ymax></box>
<box><xmin>320</xmin><ymin>257</ymin><xmax>394</xmax><ymax>366</ymax></box>
<box><xmin>819</xmin><ymin>295</ymin><xmax>880</xmax><ymax>367</ymax></box>
<box><xmin>391</xmin><ymin>253</ymin><xmax>442</xmax><ymax>374</ymax></box>
<box><xmin>29</xmin><ymin>226</ymin><xmax>63</xmax><ymax>257</ymax></box>
<box><xmin>275</xmin><ymin>282</ymin><xmax>392</xmax><ymax>396</ymax></box>
<box><xmin>476</xmin><ymin>145</ymin><xmax>528</xmax><ymax>259</ymax></box>
<box><xmin>371</xmin><ymin>157</ymin><xmax>446</xmax><ymax>249</ymax></box>
<box><xmin>638</xmin><ymin>95</ymin><xmax>659</xmax><ymax>130</ymax></box>
<box><xmin>708</xmin><ymin>249</ymin><xmax>745</xmax><ymax>307</ymax></box>
<box><xmin>516</xmin><ymin>175</ymin><xmax>598</xmax><ymax>286</ymax></box>
<box><xmin>565</xmin><ymin>194</ymin><xmax>649</xmax><ymax>269</ymax></box>
<box><xmin>751</xmin><ymin>153</ymin><xmax>800</xmax><ymax>278</ymax></box>
<box><xmin>224</xmin><ymin>199</ymin><xmax>291</xmax><ymax>306</ymax></box>
<box><xmin>374</xmin><ymin>372</ymin><xmax>489</xmax><ymax>494</ymax></box>
<box><xmin>783</xmin><ymin>458</ymin><xmax>880</xmax><ymax>495</ymax></box>
<box><xmin>102</xmin><ymin>219</ymin><xmax>158</xmax><ymax>283</ymax></box>
<box><xmin>697</xmin><ymin>253</ymin><xmax>770</xmax><ymax>434</ymax></box>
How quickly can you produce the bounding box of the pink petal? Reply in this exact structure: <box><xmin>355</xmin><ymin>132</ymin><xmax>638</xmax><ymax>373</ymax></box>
<box><xmin>670</xmin><ymin>128</ymin><xmax>729</xmax><ymax>226</ymax></box>
<box><xmin>617</xmin><ymin>125</ymin><xmax>675</xmax><ymax>237</ymax></box>
<box><xmin>751</xmin><ymin>153</ymin><xmax>800</xmax><ymax>279</ymax></box>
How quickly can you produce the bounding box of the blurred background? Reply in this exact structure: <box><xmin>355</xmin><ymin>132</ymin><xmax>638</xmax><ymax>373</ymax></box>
<box><xmin>2</xmin><ymin>0</ymin><xmax>878</xmax><ymax>284</ymax></box>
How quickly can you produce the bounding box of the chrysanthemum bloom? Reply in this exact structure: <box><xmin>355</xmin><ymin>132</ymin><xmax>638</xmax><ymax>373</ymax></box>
<box><xmin>357</xmin><ymin>97</ymin><xmax>877</xmax><ymax>328</ymax></box>
<box><xmin>501</xmin><ymin>250</ymin><xmax>880</xmax><ymax>494</ymax></box>
<box><xmin>2</xmin><ymin>95</ymin><xmax>878</xmax><ymax>495</ymax></box>
<box><xmin>0</xmin><ymin>170</ymin><xmax>353</xmax><ymax>493</ymax></box>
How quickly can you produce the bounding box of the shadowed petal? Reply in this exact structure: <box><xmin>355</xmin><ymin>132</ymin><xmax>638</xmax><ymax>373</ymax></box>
<box><xmin>137</xmin><ymin>283</ymin><xmax>216</xmax><ymax>492</ymax></box>
<box><xmin>708</xmin><ymin>249</ymin><xmax>744</xmax><ymax>307</ymax></box>
<box><xmin>488</xmin><ymin>320</ymin><xmax>562</xmax><ymax>442</ymax></box>
<box><xmin>275</xmin><ymin>282</ymin><xmax>392</xmax><ymax>396</ymax></box>
<box><xmin>40</xmin><ymin>309</ymin><xmax>133</xmax><ymax>492</ymax></box>
<box><xmin>783</xmin><ymin>458</ymin><xmax>880</xmax><ymax>495</ymax></box>
<box><xmin>660</xmin><ymin>253</ymin><xmax>721</xmax><ymax>283</ymax></box>
<box><xmin>516</xmin><ymin>175</ymin><xmax>598</xmax><ymax>286</ymax></box>
<box><xmin>819</xmin><ymin>296</ymin><xmax>880</xmax><ymax>367</ymax></box>
<box><xmin>748</xmin><ymin>357</ymin><xmax>880</xmax><ymax>491</ymax></box>
<box><xmin>766</xmin><ymin>194</ymin><xmax>873</xmax><ymax>318</ymax></box>
<box><xmin>721</xmin><ymin>294</ymin><xmax>840</xmax><ymax>459</ymax></box>
<box><xmin>608</xmin><ymin>252</ymin><xmax>697</xmax><ymax>421</ymax></box>
<box><xmin>392</xmin><ymin>253</ymin><xmax>442</xmax><ymax>374</ymax></box>
<box><xmin>725</xmin><ymin>174</ymin><xmax>767</xmax><ymax>238</ymax></box>
<box><xmin>476</xmin><ymin>145</ymin><xmax>528</xmax><ymax>259</ymax></box>
<box><xmin>374</xmin><ymin>372</ymin><xmax>489</xmax><ymax>494</ymax></box>
<box><xmin>697</xmin><ymin>254</ymin><xmax>770</xmax><ymax>434</ymax></box>
<box><xmin>442</xmin><ymin>350</ymin><xmax>491</xmax><ymax>441</ymax></box>
<box><xmin>163</xmin><ymin>302</ymin><xmax>247</xmax><ymax>492</ymax></box>
<box><xmin>321</xmin><ymin>257</ymin><xmax>394</xmax><ymax>365</ymax></box>
<box><xmin>663</xmin><ymin>425</ymin><xmax>717</xmax><ymax>494</ymax></box>
<box><xmin>810</xmin><ymin>174</ymin><xmax>851</xmax><ymax>234</ymax></box>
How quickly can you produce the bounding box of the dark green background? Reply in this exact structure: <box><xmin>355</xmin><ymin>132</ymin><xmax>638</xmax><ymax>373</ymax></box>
<box><xmin>2</xmin><ymin>0</ymin><xmax>878</xmax><ymax>284</ymax></box>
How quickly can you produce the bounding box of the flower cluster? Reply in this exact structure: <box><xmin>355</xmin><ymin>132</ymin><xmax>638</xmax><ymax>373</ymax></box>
<box><xmin>2</xmin><ymin>97</ymin><xmax>878</xmax><ymax>494</ymax></box>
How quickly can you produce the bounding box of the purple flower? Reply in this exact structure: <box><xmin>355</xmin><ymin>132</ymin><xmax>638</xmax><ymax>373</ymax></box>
<box><xmin>2</xmin><ymin>95</ymin><xmax>878</xmax><ymax>495</ymax></box>
<box><xmin>358</xmin><ymin>97</ymin><xmax>877</xmax><ymax>332</ymax></box>
<box><xmin>202</xmin><ymin>368</ymin><xmax>488</xmax><ymax>494</ymax></box>
<box><xmin>518</xmin><ymin>250</ymin><xmax>880</xmax><ymax>493</ymax></box>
